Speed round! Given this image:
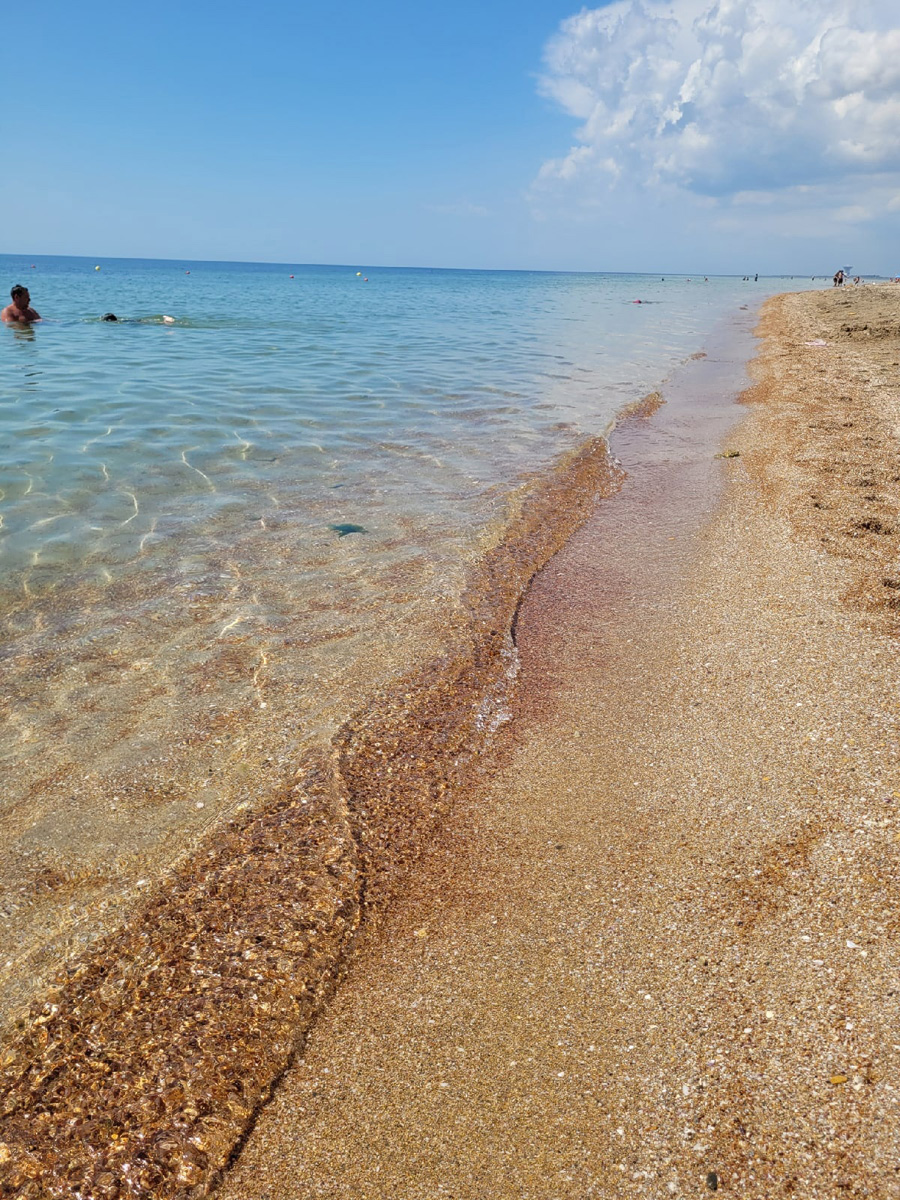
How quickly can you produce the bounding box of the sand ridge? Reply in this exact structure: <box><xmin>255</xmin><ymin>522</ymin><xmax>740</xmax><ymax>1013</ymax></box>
<box><xmin>218</xmin><ymin>287</ymin><xmax>900</xmax><ymax>1198</ymax></box>
<box><xmin>0</xmin><ymin>439</ymin><xmax>625</xmax><ymax>1198</ymax></box>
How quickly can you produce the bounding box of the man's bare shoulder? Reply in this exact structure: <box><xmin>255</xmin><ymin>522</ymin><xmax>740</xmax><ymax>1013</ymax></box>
<box><xmin>2</xmin><ymin>304</ymin><xmax>40</xmax><ymax>322</ymax></box>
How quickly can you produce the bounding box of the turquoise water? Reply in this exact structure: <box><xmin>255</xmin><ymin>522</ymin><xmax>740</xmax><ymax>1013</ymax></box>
<box><xmin>0</xmin><ymin>256</ymin><xmax>826</xmax><ymax>1016</ymax></box>
<box><xmin>0</xmin><ymin>256</ymin><xmax>818</xmax><ymax>600</ymax></box>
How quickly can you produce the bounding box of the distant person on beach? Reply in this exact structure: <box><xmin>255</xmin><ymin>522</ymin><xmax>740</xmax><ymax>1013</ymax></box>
<box><xmin>1</xmin><ymin>284</ymin><xmax>40</xmax><ymax>323</ymax></box>
<box><xmin>833</xmin><ymin>270</ymin><xmax>845</xmax><ymax>287</ymax></box>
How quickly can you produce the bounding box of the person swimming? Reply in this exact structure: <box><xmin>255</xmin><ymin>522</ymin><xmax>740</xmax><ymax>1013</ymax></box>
<box><xmin>100</xmin><ymin>313</ymin><xmax>176</xmax><ymax>324</ymax></box>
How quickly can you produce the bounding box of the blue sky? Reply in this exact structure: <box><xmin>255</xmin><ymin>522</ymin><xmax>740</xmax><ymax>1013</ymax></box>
<box><xmin>7</xmin><ymin>0</ymin><xmax>900</xmax><ymax>274</ymax></box>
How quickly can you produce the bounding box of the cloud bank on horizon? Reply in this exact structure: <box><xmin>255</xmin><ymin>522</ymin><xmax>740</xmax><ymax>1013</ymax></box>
<box><xmin>535</xmin><ymin>0</ymin><xmax>900</xmax><ymax>254</ymax></box>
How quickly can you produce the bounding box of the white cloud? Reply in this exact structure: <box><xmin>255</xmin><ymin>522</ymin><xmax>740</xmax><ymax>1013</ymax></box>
<box><xmin>537</xmin><ymin>0</ymin><xmax>900</xmax><ymax>202</ymax></box>
<box><xmin>537</xmin><ymin>146</ymin><xmax>620</xmax><ymax>183</ymax></box>
<box><xmin>832</xmin><ymin>204</ymin><xmax>872</xmax><ymax>223</ymax></box>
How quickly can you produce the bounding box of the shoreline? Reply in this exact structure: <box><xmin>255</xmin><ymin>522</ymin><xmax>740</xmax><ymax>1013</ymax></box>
<box><xmin>0</xmin><ymin>267</ymin><xmax>740</xmax><ymax>1039</ymax></box>
<box><xmin>5</xmin><ymin>284</ymin><xmax>897</xmax><ymax>1197</ymax></box>
<box><xmin>217</xmin><ymin>285</ymin><xmax>900</xmax><ymax>1198</ymax></box>
<box><xmin>5</xmin><ymin>260</ymin><xmax>742</xmax><ymax>1039</ymax></box>
<box><xmin>0</xmin><ymin>386</ymin><xmax>637</xmax><ymax>1194</ymax></box>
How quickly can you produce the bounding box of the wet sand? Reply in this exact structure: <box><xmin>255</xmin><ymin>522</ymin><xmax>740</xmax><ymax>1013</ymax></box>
<box><xmin>218</xmin><ymin>286</ymin><xmax>900</xmax><ymax>1198</ymax></box>
<box><xmin>0</xmin><ymin>439</ymin><xmax>623</xmax><ymax>1193</ymax></box>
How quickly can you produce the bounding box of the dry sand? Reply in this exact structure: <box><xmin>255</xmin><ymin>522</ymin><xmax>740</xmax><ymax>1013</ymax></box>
<box><xmin>218</xmin><ymin>286</ymin><xmax>900</xmax><ymax>1199</ymax></box>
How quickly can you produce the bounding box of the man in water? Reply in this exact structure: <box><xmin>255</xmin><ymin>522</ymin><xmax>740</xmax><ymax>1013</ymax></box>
<box><xmin>2</xmin><ymin>284</ymin><xmax>41</xmax><ymax>323</ymax></box>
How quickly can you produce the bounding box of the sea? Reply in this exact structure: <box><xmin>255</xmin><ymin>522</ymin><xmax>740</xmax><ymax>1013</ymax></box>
<box><xmin>0</xmin><ymin>254</ymin><xmax>823</xmax><ymax>1023</ymax></box>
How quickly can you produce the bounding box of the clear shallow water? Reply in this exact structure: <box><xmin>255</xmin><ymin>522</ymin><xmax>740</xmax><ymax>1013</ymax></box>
<box><xmin>1</xmin><ymin>257</ymin><xmax>821</xmax><ymax>598</ymax></box>
<box><xmin>0</xmin><ymin>255</ymin><xmax>824</xmax><ymax>1019</ymax></box>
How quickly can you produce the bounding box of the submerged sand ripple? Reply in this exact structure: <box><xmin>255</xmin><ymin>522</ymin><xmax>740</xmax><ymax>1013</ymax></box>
<box><xmin>1</xmin><ymin>758</ymin><xmax>360</xmax><ymax>1197</ymax></box>
<box><xmin>0</xmin><ymin>443</ymin><xmax>621</xmax><ymax>1197</ymax></box>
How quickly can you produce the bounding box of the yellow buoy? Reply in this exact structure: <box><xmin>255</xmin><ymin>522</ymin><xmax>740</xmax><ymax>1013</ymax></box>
<box><xmin>356</xmin><ymin>272</ymin><xmax>362</xmax><ymax>276</ymax></box>
<box><xmin>95</xmin><ymin>265</ymin><xmax>101</xmax><ymax>271</ymax></box>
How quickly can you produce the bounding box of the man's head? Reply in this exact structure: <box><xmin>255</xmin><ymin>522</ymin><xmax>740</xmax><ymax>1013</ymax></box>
<box><xmin>10</xmin><ymin>285</ymin><xmax>30</xmax><ymax>309</ymax></box>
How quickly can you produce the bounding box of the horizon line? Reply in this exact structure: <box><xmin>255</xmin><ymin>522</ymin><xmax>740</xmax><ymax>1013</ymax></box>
<box><xmin>0</xmin><ymin>251</ymin><xmax>853</xmax><ymax>278</ymax></box>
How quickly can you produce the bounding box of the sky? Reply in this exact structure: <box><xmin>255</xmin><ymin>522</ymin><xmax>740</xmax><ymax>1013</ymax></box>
<box><xmin>6</xmin><ymin>0</ymin><xmax>900</xmax><ymax>274</ymax></box>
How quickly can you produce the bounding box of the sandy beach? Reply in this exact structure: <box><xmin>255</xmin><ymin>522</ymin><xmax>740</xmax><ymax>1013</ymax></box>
<box><xmin>218</xmin><ymin>285</ymin><xmax>900</xmax><ymax>1199</ymax></box>
<box><xmin>3</xmin><ymin>284</ymin><xmax>900</xmax><ymax>1198</ymax></box>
